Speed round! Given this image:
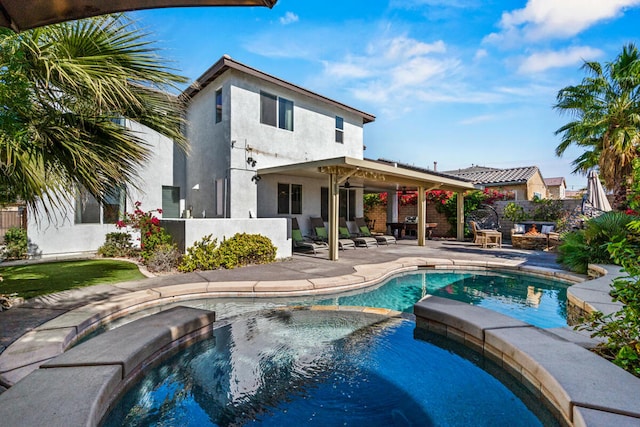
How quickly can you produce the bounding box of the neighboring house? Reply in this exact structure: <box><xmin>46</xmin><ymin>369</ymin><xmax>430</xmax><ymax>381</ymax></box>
<box><xmin>444</xmin><ymin>165</ymin><xmax>548</xmax><ymax>201</ymax></box>
<box><xmin>28</xmin><ymin>55</ymin><xmax>475</xmax><ymax>260</ymax></box>
<box><xmin>544</xmin><ymin>177</ymin><xmax>566</xmax><ymax>199</ymax></box>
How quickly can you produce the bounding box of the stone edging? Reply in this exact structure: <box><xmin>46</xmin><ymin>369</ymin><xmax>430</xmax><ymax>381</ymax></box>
<box><xmin>0</xmin><ymin>305</ymin><xmax>403</xmax><ymax>427</ymax></box>
<box><xmin>414</xmin><ymin>295</ymin><xmax>640</xmax><ymax>427</ymax></box>
<box><xmin>0</xmin><ymin>257</ymin><xmax>586</xmax><ymax>389</ymax></box>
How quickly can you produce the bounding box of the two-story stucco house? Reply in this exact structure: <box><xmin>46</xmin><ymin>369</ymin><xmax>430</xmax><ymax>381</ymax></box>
<box><xmin>28</xmin><ymin>55</ymin><xmax>476</xmax><ymax>261</ymax></box>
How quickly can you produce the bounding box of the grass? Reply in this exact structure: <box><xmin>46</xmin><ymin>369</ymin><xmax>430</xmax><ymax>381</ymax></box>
<box><xmin>0</xmin><ymin>259</ymin><xmax>145</xmax><ymax>300</ymax></box>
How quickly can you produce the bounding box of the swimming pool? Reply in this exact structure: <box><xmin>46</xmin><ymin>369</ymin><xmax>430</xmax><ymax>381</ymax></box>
<box><xmin>102</xmin><ymin>309</ymin><xmax>557</xmax><ymax>426</ymax></box>
<box><xmin>310</xmin><ymin>269</ymin><xmax>569</xmax><ymax>328</ymax></box>
<box><xmin>76</xmin><ymin>269</ymin><xmax>569</xmax><ymax>346</ymax></box>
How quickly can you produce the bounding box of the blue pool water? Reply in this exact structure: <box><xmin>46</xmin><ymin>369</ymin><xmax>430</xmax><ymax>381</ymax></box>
<box><xmin>80</xmin><ymin>269</ymin><xmax>569</xmax><ymax>343</ymax></box>
<box><xmin>103</xmin><ymin>310</ymin><xmax>556</xmax><ymax>426</ymax></box>
<box><xmin>311</xmin><ymin>270</ymin><xmax>569</xmax><ymax>328</ymax></box>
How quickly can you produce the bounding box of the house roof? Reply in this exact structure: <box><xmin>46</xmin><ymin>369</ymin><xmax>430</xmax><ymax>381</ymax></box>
<box><xmin>0</xmin><ymin>0</ymin><xmax>277</xmax><ymax>32</ymax></box>
<box><xmin>375</xmin><ymin>158</ymin><xmax>474</xmax><ymax>183</ymax></box>
<box><xmin>544</xmin><ymin>177</ymin><xmax>566</xmax><ymax>187</ymax></box>
<box><xmin>182</xmin><ymin>55</ymin><xmax>376</xmax><ymax>123</ymax></box>
<box><xmin>443</xmin><ymin>165</ymin><xmax>541</xmax><ymax>186</ymax></box>
<box><xmin>259</xmin><ymin>157</ymin><xmax>478</xmax><ymax>193</ymax></box>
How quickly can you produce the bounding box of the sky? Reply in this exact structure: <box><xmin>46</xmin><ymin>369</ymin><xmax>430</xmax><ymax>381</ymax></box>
<box><xmin>133</xmin><ymin>0</ymin><xmax>640</xmax><ymax>191</ymax></box>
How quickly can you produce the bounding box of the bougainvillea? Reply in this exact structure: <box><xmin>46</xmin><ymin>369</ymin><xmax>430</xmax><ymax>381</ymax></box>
<box><xmin>116</xmin><ymin>201</ymin><xmax>172</xmax><ymax>262</ymax></box>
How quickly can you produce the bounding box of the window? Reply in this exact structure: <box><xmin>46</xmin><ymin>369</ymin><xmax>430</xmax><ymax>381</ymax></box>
<box><xmin>162</xmin><ymin>186</ymin><xmax>180</xmax><ymax>218</ymax></box>
<box><xmin>75</xmin><ymin>188</ymin><xmax>100</xmax><ymax>224</ymax></box>
<box><xmin>260</xmin><ymin>91</ymin><xmax>277</xmax><ymax>126</ymax></box>
<box><xmin>260</xmin><ymin>91</ymin><xmax>293</xmax><ymax>131</ymax></box>
<box><xmin>215</xmin><ymin>88</ymin><xmax>222</xmax><ymax>123</ymax></box>
<box><xmin>75</xmin><ymin>186</ymin><xmax>125</xmax><ymax>224</ymax></box>
<box><xmin>279</xmin><ymin>97</ymin><xmax>294</xmax><ymax>131</ymax></box>
<box><xmin>321</xmin><ymin>187</ymin><xmax>355</xmax><ymax>221</ymax></box>
<box><xmin>335</xmin><ymin>116</ymin><xmax>344</xmax><ymax>143</ymax></box>
<box><xmin>277</xmin><ymin>183</ymin><xmax>302</xmax><ymax>215</ymax></box>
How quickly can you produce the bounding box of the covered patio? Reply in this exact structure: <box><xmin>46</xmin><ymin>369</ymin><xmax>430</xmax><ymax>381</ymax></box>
<box><xmin>259</xmin><ymin>156</ymin><xmax>478</xmax><ymax>260</ymax></box>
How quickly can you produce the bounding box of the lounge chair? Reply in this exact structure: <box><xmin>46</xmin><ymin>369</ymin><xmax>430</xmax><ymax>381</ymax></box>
<box><xmin>354</xmin><ymin>217</ymin><xmax>396</xmax><ymax>245</ymax></box>
<box><xmin>309</xmin><ymin>217</ymin><xmax>356</xmax><ymax>250</ymax></box>
<box><xmin>291</xmin><ymin>218</ymin><xmax>329</xmax><ymax>254</ymax></box>
<box><xmin>339</xmin><ymin>217</ymin><xmax>378</xmax><ymax>247</ymax></box>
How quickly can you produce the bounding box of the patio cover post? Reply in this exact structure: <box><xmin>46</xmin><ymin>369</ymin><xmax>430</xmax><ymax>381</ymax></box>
<box><xmin>456</xmin><ymin>191</ymin><xmax>464</xmax><ymax>241</ymax></box>
<box><xmin>328</xmin><ymin>173</ymin><xmax>339</xmax><ymax>260</ymax></box>
<box><xmin>417</xmin><ymin>186</ymin><xmax>426</xmax><ymax>246</ymax></box>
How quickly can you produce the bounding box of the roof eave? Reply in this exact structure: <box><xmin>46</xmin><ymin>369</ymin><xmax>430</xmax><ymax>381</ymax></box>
<box><xmin>181</xmin><ymin>56</ymin><xmax>376</xmax><ymax>124</ymax></box>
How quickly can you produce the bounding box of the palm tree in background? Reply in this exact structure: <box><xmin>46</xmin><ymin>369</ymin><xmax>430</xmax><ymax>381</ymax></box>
<box><xmin>554</xmin><ymin>43</ymin><xmax>640</xmax><ymax>207</ymax></box>
<box><xmin>0</xmin><ymin>15</ymin><xmax>188</xmax><ymax>212</ymax></box>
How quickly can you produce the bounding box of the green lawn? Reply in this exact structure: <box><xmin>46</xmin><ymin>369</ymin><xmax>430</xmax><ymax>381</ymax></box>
<box><xmin>0</xmin><ymin>259</ymin><xmax>145</xmax><ymax>300</ymax></box>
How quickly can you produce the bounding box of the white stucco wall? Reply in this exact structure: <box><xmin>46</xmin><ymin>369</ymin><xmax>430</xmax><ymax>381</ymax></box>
<box><xmin>27</xmin><ymin>120</ymin><xmax>183</xmax><ymax>258</ymax></box>
<box><xmin>185</xmin><ymin>69</ymin><xmax>368</xmax><ymax>220</ymax></box>
<box><xmin>164</xmin><ymin>218</ymin><xmax>291</xmax><ymax>260</ymax></box>
<box><xmin>257</xmin><ymin>173</ymin><xmax>363</xmax><ymax>236</ymax></box>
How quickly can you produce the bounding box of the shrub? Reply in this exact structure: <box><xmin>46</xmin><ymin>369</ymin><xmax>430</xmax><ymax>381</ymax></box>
<box><xmin>3</xmin><ymin>227</ymin><xmax>27</xmax><ymax>260</ymax></box>
<box><xmin>214</xmin><ymin>233</ymin><xmax>276</xmax><ymax>269</ymax></box>
<box><xmin>530</xmin><ymin>198</ymin><xmax>565</xmax><ymax>222</ymax></box>
<box><xmin>178</xmin><ymin>233</ymin><xmax>276</xmax><ymax>272</ymax></box>
<box><xmin>178</xmin><ymin>235</ymin><xmax>219</xmax><ymax>272</ymax></box>
<box><xmin>556</xmin><ymin>231</ymin><xmax>590</xmax><ymax>274</ymax></box>
<box><xmin>503</xmin><ymin>202</ymin><xmax>528</xmax><ymax>223</ymax></box>
<box><xmin>146</xmin><ymin>243</ymin><xmax>181</xmax><ymax>273</ymax></box>
<box><xmin>97</xmin><ymin>232</ymin><xmax>136</xmax><ymax>258</ymax></box>
<box><xmin>558</xmin><ymin>211</ymin><xmax>635</xmax><ymax>273</ymax></box>
<box><xmin>579</xmin><ymin>219</ymin><xmax>640</xmax><ymax>377</ymax></box>
<box><xmin>115</xmin><ymin>201</ymin><xmax>173</xmax><ymax>264</ymax></box>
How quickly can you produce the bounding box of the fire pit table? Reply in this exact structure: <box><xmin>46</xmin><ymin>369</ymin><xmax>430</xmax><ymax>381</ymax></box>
<box><xmin>511</xmin><ymin>233</ymin><xmax>548</xmax><ymax>250</ymax></box>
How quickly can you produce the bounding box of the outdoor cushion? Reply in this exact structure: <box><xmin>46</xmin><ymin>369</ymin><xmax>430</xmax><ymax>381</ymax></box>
<box><xmin>359</xmin><ymin>225</ymin><xmax>372</xmax><ymax>236</ymax></box>
<box><xmin>315</xmin><ymin>227</ymin><xmax>328</xmax><ymax>239</ymax></box>
<box><xmin>339</xmin><ymin>226</ymin><xmax>351</xmax><ymax>238</ymax></box>
<box><xmin>541</xmin><ymin>225</ymin><xmax>554</xmax><ymax>234</ymax></box>
<box><xmin>292</xmin><ymin>229</ymin><xmax>304</xmax><ymax>241</ymax></box>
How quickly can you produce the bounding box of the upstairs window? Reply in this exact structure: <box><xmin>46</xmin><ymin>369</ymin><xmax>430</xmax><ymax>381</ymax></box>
<box><xmin>215</xmin><ymin>88</ymin><xmax>222</xmax><ymax>123</ymax></box>
<box><xmin>261</xmin><ymin>91</ymin><xmax>294</xmax><ymax>131</ymax></box>
<box><xmin>335</xmin><ymin>116</ymin><xmax>344</xmax><ymax>143</ymax></box>
<box><xmin>278</xmin><ymin>183</ymin><xmax>302</xmax><ymax>215</ymax></box>
<box><xmin>279</xmin><ymin>97</ymin><xmax>294</xmax><ymax>131</ymax></box>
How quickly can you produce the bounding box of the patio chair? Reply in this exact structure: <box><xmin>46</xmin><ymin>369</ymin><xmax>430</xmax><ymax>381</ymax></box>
<box><xmin>309</xmin><ymin>217</ymin><xmax>356</xmax><ymax>250</ymax></box>
<box><xmin>291</xmin><ymin>218</ymin><xmax>329</xmax><ymax>254</ymax></box>
<box><xmin>339</xmin><ymin>217</ymin><xmax>378</xmax><ymax>248</ymax></box>
<box><xmin>469</xmin><ymin>220</ymin><xmax>501</xmax><ymax>248</ymax></box>
<box><xmin>354</xmin><ymin>217</ymin><xmax>396</xmax><ymax>245</ymax></box>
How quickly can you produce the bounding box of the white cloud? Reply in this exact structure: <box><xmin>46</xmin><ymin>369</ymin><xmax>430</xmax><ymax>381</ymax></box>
<box><xmin>458</xmin><ymin>114</ymin><xmax>499</xmax><ymax>125</ymax></box>
<box><xmin>486</xmin><ymin>0</ymin><xmax>640</xmax><ymax>43</ymax></box>
<box><xmin>279</xmin><ymin>12</ymin><xmax>299</xmax><ymax>25</ymax></box>
<box><xmin>322</xmin><ymin>35</ymin><xmax>459</xmax><ymax>107</ymax></box>
<box><xmin>474</xmin><ymin>49</ymin><xmax>488</xmax><ymax>60</ymax></box>
<box><xmin>518</xmin><ymin>46</ymin><xmax>603</xmax><ymax>73</ymax></box>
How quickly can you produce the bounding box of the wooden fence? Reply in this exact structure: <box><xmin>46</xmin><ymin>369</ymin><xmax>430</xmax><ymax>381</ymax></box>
<box><xmin>0</xmin><ymin>205</ymin><xmax>27</xmax><ymax>243</ymax></box>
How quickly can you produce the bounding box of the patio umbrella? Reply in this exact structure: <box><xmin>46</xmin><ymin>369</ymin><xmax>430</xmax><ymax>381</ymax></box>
<box><xmin>585</xmin><ymin>170</ymin><xmax>612</xmax><ymax>212</ymax></box>
<box><xmin>0</xmin><ymin>0</ymin><xmax>277</xmax><ymax>32</ymax></box>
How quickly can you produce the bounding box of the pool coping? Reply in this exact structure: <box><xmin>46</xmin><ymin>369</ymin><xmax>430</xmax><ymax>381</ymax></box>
<box><xmin>414</xmin><ymin>294</ymin><xmax>640</xmax><ymax>427</ymax></box>
<box><xmin>0</xmin><ymin>257</ymin><xmax>586</xmax><ymax>388</ymax></box>
<box><xmin>0</xmin><ymin>305</ymin><xmax>404</xmax><ymax>427</ymax></box>
<box><xmin>0</xmin><ymin>257</ymin><xmax>632</xmax><ymax>427</ymax></box>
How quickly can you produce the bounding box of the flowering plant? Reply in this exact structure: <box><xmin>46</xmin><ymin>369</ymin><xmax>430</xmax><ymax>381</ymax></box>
<box><xmin>116</xmin><ymin>201</ymin><xmax>171</xmax><ymax>262</ymax></box>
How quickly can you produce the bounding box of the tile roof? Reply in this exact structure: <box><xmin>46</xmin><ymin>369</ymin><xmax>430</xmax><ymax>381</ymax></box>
<box><xmin>544</xmin><ymin>177</ymin><xmax>566</xmax><ymax>187</ymax></box>
<box><xmin>443</xmin><ymin>165</ymin><xmax>540</xmax><ymax>185</ymax></box>
<box><xmin>375</xmin><ymin>158</ymin><xmax>474</xmax><ymax>182</ymax></box>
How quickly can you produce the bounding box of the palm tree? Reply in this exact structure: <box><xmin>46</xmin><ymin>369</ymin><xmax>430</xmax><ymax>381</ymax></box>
<box><xmin>554</xmin><ymin>43</ymin><xmax>640</xmax><ymax>206</ymax></box>
<box><xmin>0</xmin><ymin>14</ymin><xmax>188</xmax><ymax>212</ymax></box>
